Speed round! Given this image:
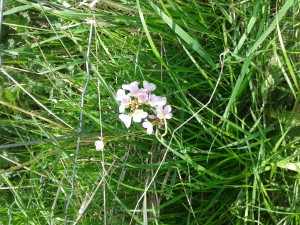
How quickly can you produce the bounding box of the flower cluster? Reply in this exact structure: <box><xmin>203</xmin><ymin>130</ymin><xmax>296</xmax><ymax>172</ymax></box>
<box><xmin>116</xmin><ymin>81</ymin><xmax>172</xmax><ymax>135</ymax></box>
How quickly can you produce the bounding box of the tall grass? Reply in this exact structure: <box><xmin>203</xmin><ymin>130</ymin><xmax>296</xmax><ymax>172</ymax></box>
<box><xmin>0</xmin><ymin>0</ymin><xmax>300</xmax><ymax>224</ymax></box>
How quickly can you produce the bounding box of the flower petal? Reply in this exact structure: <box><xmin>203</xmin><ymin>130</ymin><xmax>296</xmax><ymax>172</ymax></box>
<box><xmin>122</xmin><ymin>83</ymin><xmax>130</xmax><ymax>90</ymax></box>
<box><xmin>156</xmin><ymin>105</ymin><xmax>172</xmax><ymax>119</ymax></box>
<box><xmin>116</xmin><ymin>89</ymin><xmax>126</xmax><ymax>101</ymax></box>
<box><xmin>128</xmin><ymin>81</ymin><xmax>140</xmax><ymax>96</ymax></box>
<box><xmin>119</xmin><ymin>114</ymin><xmax>132</xmax><ymax>128</ymax></box>
<box><xmin>165</xmin><ymin>112</ymin><xmax>173</xmax><ymax>119</ymax></box>
<box><xmin>121</xmin><ymin>95</ymin><xmax>131</xmax><ymax>106</ymax></box>
<box><xmin>132</xmin><ymin>110</ymin><xmax>148</xmax><ymax>122</ymax></box>
<box><xmin>119</xmin><ymin>104</ymin><xmax>125</xmax><ymax>113</ymax></box>
<box><xmin>143</xmin><ymin>80</ymin><xmax>156</xmax><ymax>92</ymax></box>
<box><xmin>165</xmin><ymin>105</ymin><xmax>172</xmax><ymax>113</ymax></box>
<box><xmin>138</xmin><ymin>92</ymin><xmax>148</xmax><ymax>103</ymax></box>
<box><xmin>143</xmin><ymin>120</ymin><xmax>153</xmax><ymax>134</ymax></box>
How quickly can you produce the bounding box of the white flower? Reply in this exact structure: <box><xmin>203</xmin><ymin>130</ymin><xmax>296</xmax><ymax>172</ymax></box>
<box><xmin>119</xmin><ymin>114</ymin><xmax>132</xmax><ymax>128</ymax></box>
<box><xmin>116</xmin><ymin>89</ymin><xmax>131</xmax><ymax>113</ymax></box>
<box><xmin>121</xmin><ymin>83</ymin><xmax>130</xmax><ymax>90</ymax></box>
<box><xmin>156</xmin><ymin>105</ymin><xmax>172</xmax><ymax>119</ymax></box>
<box><xmin>132</xmin><ymin>109</ymin><xmax>148</xmax><ymax>123</ymax></box>
<box><xmin>116</xmin><ymin>89</ymin><xmax>126</xmax><ymax>101</ymax></box>
<box><xmin>143</xmin><ymin>80</ymin><xmax>156</xmax><ymax>92</ymax></box>
<box><xmin>142</xmin><ymin>120</ymin><xmax>153</xmax><ymax>134</ymax></box>
<box><xmin>95</xmin><ymin>140</ymin><xmax>104</xmax><ymax>151</ymax></box>
<box><xmin>149</xmin><ymin>94</ymin><xmax>167</xmax><ymax>107</ymax></box>
<box><xmin>119</xmin><ymin>104</ymin><xmax>126</xmax><ymax>113</ymax></box>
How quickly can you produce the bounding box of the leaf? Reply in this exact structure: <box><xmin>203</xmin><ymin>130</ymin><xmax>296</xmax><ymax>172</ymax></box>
<box><xmin>3</xmin><ymin>5</ymin><xmax>32</xmax><ymax>16</ymax></box>
<box><xmin>277</xmin><ymin>161</ymin><xmax>300</xmax><ymax>173</ymax></box>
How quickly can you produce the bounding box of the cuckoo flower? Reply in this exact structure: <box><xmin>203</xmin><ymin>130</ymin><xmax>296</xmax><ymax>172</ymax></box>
<box><xmin>119</xmin><ymin>95</ymin><xmax>131</xmax><ymax>113</ymax></box>
<box><xmin>149</xmin><ymin>94</ymin><xmax>167</xmax><ymax>107</ymax></box>
<box><xmin>143</xmin><ymin>80</ymin><xmax>156</xmax><ymax>92</ymax></box>
<box><xmin>137</xmin><ymin>92</ymin><xmax>148</xmax><ymax>103</ymax></box>
<box><xmin>156</xmin><ymin>105</ymin><xmax>172</xmax><ymax>119</ymax></box>
<box><xmin>116</xmin><ymin>80</ymin><xmax>172</xmax><ymax>135</ymax></box>
<box><xmin>123</xmin><ymin>81</ymin><xmax>140</xmax><ymax>97</ymax></box>
<box><xmin>95</xmin><ymin>139</ymin><xmax>104</xmax><ymax>151</ymax></box>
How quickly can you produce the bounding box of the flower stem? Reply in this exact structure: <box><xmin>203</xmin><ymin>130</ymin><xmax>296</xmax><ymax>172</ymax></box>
<box><xmin>161</xmin><ymin>118</ymin><xmax>168</xmax><ymax>137</ymax></box>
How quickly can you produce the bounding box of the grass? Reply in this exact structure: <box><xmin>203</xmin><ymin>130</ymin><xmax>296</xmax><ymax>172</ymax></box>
<box><xmin>0</xmin><ymin>0</ymin><xmax>300</xmax><ymax>224</ymax></box>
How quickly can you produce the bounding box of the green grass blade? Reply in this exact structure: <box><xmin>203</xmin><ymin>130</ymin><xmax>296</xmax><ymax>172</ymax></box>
<box><xmin>248</xmin><ymin>0</ymin><xmax>294</xmax><ymax>55</ymax></box>
<box><xmin>148</xmin><ymin>0</ymin><xmax>215</xmax><ymax>67</ymax></box>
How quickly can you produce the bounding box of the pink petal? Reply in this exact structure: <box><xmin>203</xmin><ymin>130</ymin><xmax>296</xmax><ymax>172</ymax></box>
<box><xmin>138</xmin><ymin>93</ymin><xmax>148</xmax><ymax>103</ymax></box>
<box><xmin>165</xmin><ymin>112</ymin><xmax>173</xmax><ymax>119</ymax></box>
<box><xmin>143</xmin><ymin>80</ymin><xmax>156</xmax><ymax>92</ymax></box>
<box><xmin>165</xmin><ymin>105</ymin><xmax>172</xmax><ymax>113</ymax></box>
<box><xmin>121</xmin><ymin>95</ymin><xmax>131</xmax><ymax>106</ymax></box>
<box><xmin>148</xmin><ymin>115</ymin><xmax>156</xmax><ymax>119</ymax></box>
<box><xmin>129</xmin><ymin>82</ymin><xmax>140</xmax><ymax>96</ymax></box>
<box><xmin>156</xmin><ymin>106</ymin><xmax>163</xmax><ymax>114</ymax></box>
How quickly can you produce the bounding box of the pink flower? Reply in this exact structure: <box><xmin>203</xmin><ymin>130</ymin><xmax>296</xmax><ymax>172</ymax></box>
<box><xmin>116</xmin><ymin>89</ymin><xmax>131</xmax><ymax>113</ymax></box>
<box><xmin>137</xmin><ymin>92</ymin><xmax>148</xmax><ymax>103</ymax></box>
<box><xmin>143</xmin><ymin>80</ymin><xmax>156</xmax><ymax>92</ymax></box>
<box><xmin>120</xmin><ymin>95</ymin><xmax>131</xmax><ymax>105</ymax></box>
<box><xmin>149</xmin><ymin>94</ymin><xmax>167</xmax><ymax>107</ymax></box>
<box><xmin>122</xmin><ymin>81</ymin><xmax>140</xmax><ymax>97</ymax></box>
<box><xmin>132</xmin><ymin>109</ymin><xmax>148</xmax><ymax>123</ymax></box>
<box><xmin>142</xmin><ymin>120</ymin><xmax>153</xmax><ymax>134</ymax></box>
<box><xmin>156</xmin><ymin>105</ymin><xmax>172</xmax><ymax>119</ymax></box>
<box><xmin>119</xmin><ymin>114</ymin><xmax>132</xmax><ymax>128</ymax></box>
<box><xmin>117</xmin><ymin>81</ymin><xmax>173</xmax><ymax>135</ymax></box>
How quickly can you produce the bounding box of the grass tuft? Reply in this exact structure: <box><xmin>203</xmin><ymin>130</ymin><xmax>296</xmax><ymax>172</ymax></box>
<box><xmin>1</xmin><ymin>0</ymin><xmax>300</xmax><ymax>224</ymax></box>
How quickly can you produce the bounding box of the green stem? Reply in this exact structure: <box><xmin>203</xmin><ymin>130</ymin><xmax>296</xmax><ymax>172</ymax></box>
<box><xmin>161</xmin><ymin>118</ymin><xmax>168</xmax><ymax>137</ymax></box>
